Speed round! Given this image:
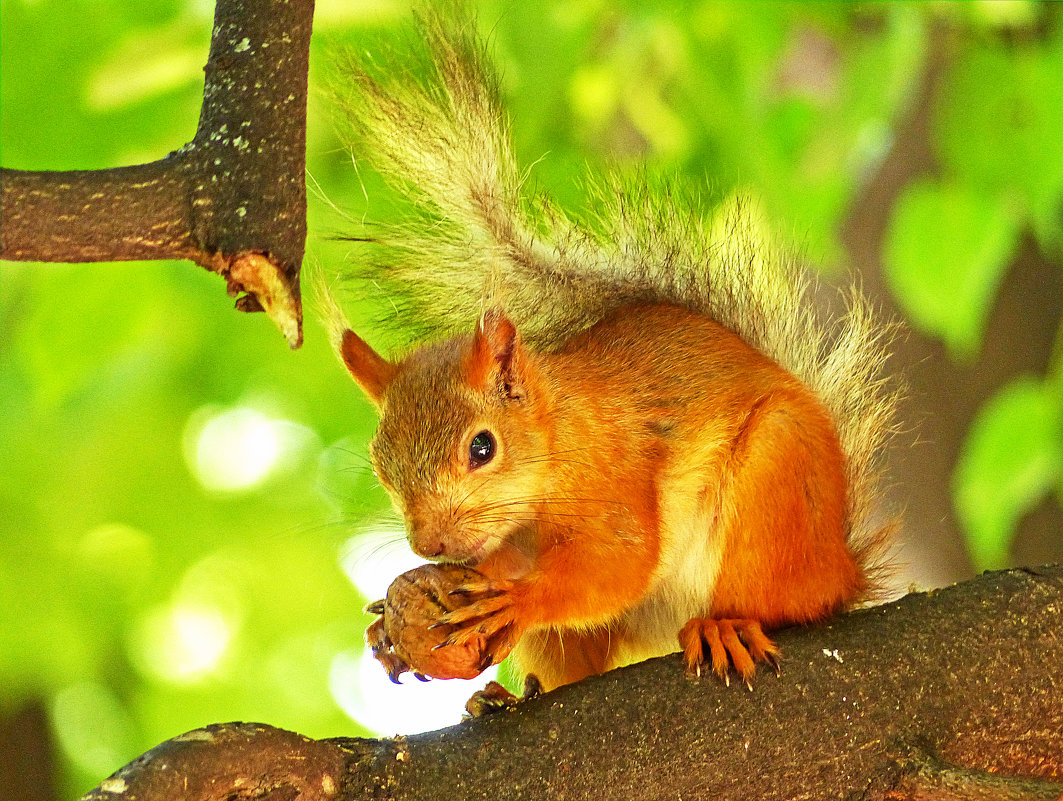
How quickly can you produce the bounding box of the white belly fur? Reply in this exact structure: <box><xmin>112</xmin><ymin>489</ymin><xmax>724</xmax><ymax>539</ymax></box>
<box><xmin>610</xmin><ymin>461</ymin><xmax>726</xmax><ymax>669</ymax></box>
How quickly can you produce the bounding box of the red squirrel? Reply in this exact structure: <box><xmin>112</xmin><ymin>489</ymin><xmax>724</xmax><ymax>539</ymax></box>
<box><xmin>328</xmin><ymin>9</ymin><xmax>897</xmax><ymax>695</ymax></box>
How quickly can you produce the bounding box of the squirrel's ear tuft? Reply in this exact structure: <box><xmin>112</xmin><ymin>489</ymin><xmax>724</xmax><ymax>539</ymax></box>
<box><xmin>466</xmin><ymin>309</ymin><xmax>525</xmax><ymax>400</ymax></box>
<box><xmin>340</xmin><ymin>329</ymin><xmax>397</xmax><ymax>406</ymax></box>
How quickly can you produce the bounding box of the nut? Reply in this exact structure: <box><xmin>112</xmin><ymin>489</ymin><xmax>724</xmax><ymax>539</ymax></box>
<box><xmin>369</xmin><ymin>564</ymin><xmax>511</xmax><ymax>681</ymax></box>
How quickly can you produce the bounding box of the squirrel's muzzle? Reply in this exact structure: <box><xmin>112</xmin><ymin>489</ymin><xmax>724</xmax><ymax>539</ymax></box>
<box><xmin>405</xmin><ymin>506</ymin><xmax>460</xmax><ymax>561</ymax></box>
<box><xmin>406</xmin><ymin>519</ymin><xmax>447</xmax><ymax>559</ymax></box>
<box><xmin>405</xmin><ymin>507</ymin><xmax>490</xmax><ymax>565</ymax></box>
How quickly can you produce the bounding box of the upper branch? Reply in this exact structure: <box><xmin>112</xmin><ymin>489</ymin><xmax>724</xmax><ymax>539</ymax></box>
<box><xmin>0</xmin><ymin>0</ymin><xmax>315</xmax><ymax>348</ymax></box>
<box><xmin>0</xmin><ymin>165</ymin><xmax>197</xmax><ymax>263</ymax></box>
<box><xmin>78</xmin><ymin>566</ymin><xmax>1063</xmax><ymax>801</ymax></box>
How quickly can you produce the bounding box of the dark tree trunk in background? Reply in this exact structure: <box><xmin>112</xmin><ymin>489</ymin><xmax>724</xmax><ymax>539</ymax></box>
<box><xmin>0</xmin><ymin>701</ymin><xmax>56</xmax><ymax>801</ymax></box>
<box><xmin>841</xmin><ymin>21</ymin><xmax>1063</xmax><ymax>586</ymax></box>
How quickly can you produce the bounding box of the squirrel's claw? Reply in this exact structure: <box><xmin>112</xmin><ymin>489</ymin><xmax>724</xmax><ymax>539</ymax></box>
<box><xmin>678</xmin><ymin>618</ymin><xmax>780</xmax><ymax>688</ymax></box>
<box><xmin>440</xmin><ymin>593</ymin><xmax>518</xmax><ymax>647</ymax></box>
<box><xmin>764</xmin><ymin>649</ymin><xmax>782</xmax><ymax>677</ymax></box>
<box><xmin>464</xmin><ymin>680</ymin><xmax>520</xmax><ymax>717</ymax></box>
<box><xmin>365</xmin><ymin>613</ymin><xmax>391</xmax><ymax>654</ymax></box>
<box><xmin>378</xmin><ymin>651</ymin><xmax>412</xmax><ymax>683</ymax></box>
<box><xmin>364</xmin><ymin>598</ymin><xmax>386</xmax><ymax>615</ymax></box>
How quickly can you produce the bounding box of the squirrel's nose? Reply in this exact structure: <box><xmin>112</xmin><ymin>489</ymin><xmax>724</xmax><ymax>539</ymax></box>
<box><xmin>411</xmin><ymin>534</ymin><xmax>446</xmax><ymax>559</ymax></box>
<box><xmin>406</xmin><ymin>512</ymin><xmax>448</xmax><ymax>559</ymax></box>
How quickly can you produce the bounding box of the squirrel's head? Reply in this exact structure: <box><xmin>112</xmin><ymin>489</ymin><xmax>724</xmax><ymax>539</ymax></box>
<box><xmin>340</xmin><ymin>309</ymin><xmax>551</xmax><ymax>568</ymax></box>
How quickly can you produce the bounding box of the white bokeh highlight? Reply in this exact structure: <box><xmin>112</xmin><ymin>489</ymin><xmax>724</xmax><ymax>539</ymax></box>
<box><xmin>184</xmin><ymin>404</ymin><xmax>317</xmax><ymax>492</ymax></box>
<box><xmin>329</xmin><ymin>648</ymin><xmax>498</xmax><ymax>736</ymax></box>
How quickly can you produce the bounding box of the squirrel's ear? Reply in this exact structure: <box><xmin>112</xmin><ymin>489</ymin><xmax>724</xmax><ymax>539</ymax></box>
<box><xmin>466</xmin><ymin>309</ymin><xmax>525</xmax><ymax>400</ymax></box>
<box><xmin>340</xmin><ymin>329</ymin><xmax>397</xmax><ymax>406</ymax></box>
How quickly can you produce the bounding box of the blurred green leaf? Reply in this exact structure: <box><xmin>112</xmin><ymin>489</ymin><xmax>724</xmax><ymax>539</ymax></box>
<box><xmin>884</xmin><ymin>180</ymin><xmax>1020</xmax><ymax>361</ymax></box>
<box><xmin>935</xmin><ymin>34</ymin><xmax>1063</xmax><ymax>256</ymax></box>
<box><xmin>0</xmin><ymin>0</ymin><xmax>204</xmax><ymax>170</ymax></box>
<box><xmin>954</xmin><ymin>377</ymin><xmax>1063</xmax><ymax>570</ymax></box>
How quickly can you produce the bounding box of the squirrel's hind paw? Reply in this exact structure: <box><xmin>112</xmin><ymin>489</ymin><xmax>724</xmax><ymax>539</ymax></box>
<box><xmin>464</xmin><ymin>675</ymin><xmax>543</xmax><ymax>718</ymax></box>
<box><xmin>678</xmin><ymin>618</ymin><xmax>780</xmax><ymax>689</ymax></box>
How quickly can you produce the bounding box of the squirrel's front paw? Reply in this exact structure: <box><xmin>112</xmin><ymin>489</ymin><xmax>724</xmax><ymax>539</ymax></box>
<box><xmin>678</xmin><ymin>618</ymin><xmax>781</xmax><ymax>690</ymax></box>
<box><xmin>436</xmin><ymin>577</ymin><xmax>523</xmax><ymax>655</ymax></box>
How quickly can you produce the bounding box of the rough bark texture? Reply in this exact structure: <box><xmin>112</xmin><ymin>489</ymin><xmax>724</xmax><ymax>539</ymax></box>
<box><xmin>79</xmin><ymin>566</ymin><xmax>1063</xmax><ymax>801</ymax></box>
<box><xmin>0</xmin><ymin>0</ymin><xmax>313</xmax><ymax>348</ymax></box>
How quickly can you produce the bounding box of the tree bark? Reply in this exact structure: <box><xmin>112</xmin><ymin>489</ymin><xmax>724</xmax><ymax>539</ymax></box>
<box><xmin>79</xmin><ymin>566</ymin><xmax>1063</xmax><ymax>801</ymax></box>
<box><xmin>0</xmin><ymin>0</ymin><xmax>313</xmax><ymax>348</ymax></box>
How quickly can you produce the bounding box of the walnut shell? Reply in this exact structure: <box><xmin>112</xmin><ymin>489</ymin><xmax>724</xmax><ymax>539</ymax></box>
<box><xmin>374</xmin><ymin>564</ymin><xmax>510</xmax><ymax>681</ymax></box>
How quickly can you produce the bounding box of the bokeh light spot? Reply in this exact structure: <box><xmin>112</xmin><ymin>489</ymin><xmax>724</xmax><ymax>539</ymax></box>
<box><xmin>329</xmin><ymin>648</ymin><xmax>498</xmax><ymax>735</ymax></box>
<box><xmin>51</xmin><ymin>682</ymin><xmax>135</xmax><ymax>781</ymax></box>
<box><xmin>132</xmin><ymin>601</ymin><xmax>234</xmax><ymax>684</ymax></box>
<box><xmin>184</xmin><ymin>405</ymin><xmax>316</xmax><ymax>492</ymax></box>
<box><xmin>339</xmin><ymin>524</ymin><xmax>425</xmax><ymax>601</ymax></box>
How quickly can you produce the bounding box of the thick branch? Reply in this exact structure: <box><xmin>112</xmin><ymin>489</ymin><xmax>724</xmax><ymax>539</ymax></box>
<box><xmin>0</xmin><ymin>0</ymin><xmax>314</xmax><ymax>348</ymax></box>
<box><xmin>80</xmin><ymin>567</ymin><xmax>1063</xmax><ymax>801</ymax></box>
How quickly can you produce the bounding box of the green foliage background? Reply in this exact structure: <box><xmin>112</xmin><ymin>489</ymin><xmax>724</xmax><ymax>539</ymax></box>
<box><xmin>2</xmin><ymin>1</ymin><xmax>1061</xmax><ymax>797</ymax></box>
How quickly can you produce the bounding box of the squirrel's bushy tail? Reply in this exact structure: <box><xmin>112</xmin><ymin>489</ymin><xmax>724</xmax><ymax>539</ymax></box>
<box><xmin>329</xmin><ymin>6</ymin><xmax>899</xmax><ymax>594</ymax></box>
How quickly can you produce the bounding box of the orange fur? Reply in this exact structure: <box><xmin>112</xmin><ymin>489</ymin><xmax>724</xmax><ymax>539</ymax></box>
<box><xmin>344</xmin><ymin>302</ymin><xmax>871</xmax><ymax>692</ymax></box>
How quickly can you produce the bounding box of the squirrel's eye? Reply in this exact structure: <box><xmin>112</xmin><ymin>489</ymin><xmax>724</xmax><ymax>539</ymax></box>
<box><xmin>469</xmin><ymin>430</ymin><xmax>496</xmax><ymax>468</ymax></box>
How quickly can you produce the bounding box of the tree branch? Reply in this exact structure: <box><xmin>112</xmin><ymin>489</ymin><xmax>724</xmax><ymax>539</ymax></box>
<box><xmin>0</xmin><ymin>0</ymin><xmax>314</xmax><ymax>348</ymax></box>
<box><xmin>79</xmin><ymin>566</ymin><xmax>1063</xmax><ymax>800</ymax></box>
<box><xmin>1</xmin><ymin>165</ymin><xmax>198</xmax><ymax>263</ymax></box>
